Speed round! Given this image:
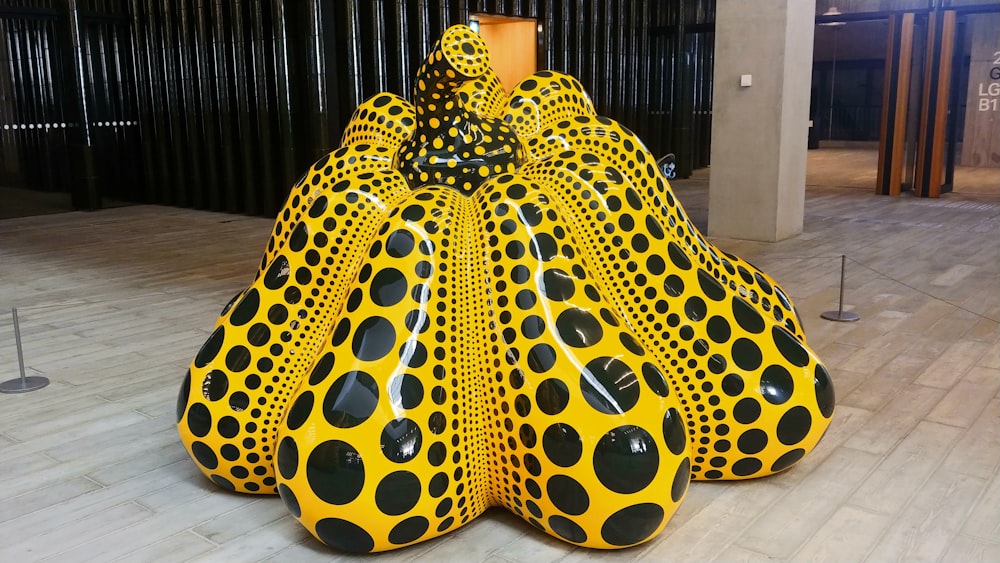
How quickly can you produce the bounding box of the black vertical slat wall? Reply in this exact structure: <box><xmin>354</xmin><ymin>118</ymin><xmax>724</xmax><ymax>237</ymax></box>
<box><xmin>0</xmin><ymin>3</ymin><xmax>71</xmax><ymax>194</ymax></box>
<box><xmin>647</xmin><ymin>0</ymin><xmax>715</xmax><ymax>179</ymax></box>
<box><xmin>2</xmin><ymin>0</ymin><xmax>713</xmax><ymax>217</ymax></box>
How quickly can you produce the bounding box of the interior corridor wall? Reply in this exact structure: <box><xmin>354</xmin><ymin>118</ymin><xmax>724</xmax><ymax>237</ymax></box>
<box><xmin>125</xmin><ymin>0</ymin><xmax>668</xmax><ymax>216</ymax></box>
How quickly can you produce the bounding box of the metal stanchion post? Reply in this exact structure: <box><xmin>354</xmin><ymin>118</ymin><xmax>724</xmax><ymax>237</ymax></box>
<box><xmin>821</xmin><ymin>255</ymin><xmax>860</xmax><ymax>322</ymax></box>
<box><xmin>0</xmin><ymin>307</ymin><xmax>50</xmax><ymax>393</ymax></box>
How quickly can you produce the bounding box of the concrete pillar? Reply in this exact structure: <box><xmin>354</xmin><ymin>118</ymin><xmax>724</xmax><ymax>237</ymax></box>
<box><xmin>708</xmin><ymin>0</ymin><xmax>815</xmax><ymax>241</ymax></box>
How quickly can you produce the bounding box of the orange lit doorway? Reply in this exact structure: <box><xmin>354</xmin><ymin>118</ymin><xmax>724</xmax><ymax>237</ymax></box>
<box><xmin>470</xmin><ymin>14</ymin><xmax>538</xmax><ymax>95</ymax></box>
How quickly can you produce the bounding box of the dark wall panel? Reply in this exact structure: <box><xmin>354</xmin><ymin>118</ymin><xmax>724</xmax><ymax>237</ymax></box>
<box><xmin>2</xmin><ymin>0</ymin><xmax>708</xmax><ymax>216</ymax></box>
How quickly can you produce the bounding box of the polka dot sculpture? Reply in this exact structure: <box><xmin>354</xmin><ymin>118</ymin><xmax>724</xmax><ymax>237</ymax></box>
<box><xmin>176</xmin><ymin>24</ymin><xmax>835</xmax><ymax>553</ymax></box>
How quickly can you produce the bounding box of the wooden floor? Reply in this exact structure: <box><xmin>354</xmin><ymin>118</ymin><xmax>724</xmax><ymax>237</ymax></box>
<box><xmin>0</xmin><ymin>177</ymin><xmax>997</xmax><ymax>561</ymax></box>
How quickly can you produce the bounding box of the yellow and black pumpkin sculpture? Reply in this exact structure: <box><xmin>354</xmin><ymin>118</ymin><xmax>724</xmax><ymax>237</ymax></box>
<box><xmin>177</xmin><ymin>25</ymin><xmax>834</xmax><ymax>552</ymax></box>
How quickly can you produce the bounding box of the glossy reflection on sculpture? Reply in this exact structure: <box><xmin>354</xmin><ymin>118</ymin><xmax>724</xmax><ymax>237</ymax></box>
<box><xmin>176</xmin><ymin>25</ymin><xmax>834</xmax><ymax>552</ymax></box>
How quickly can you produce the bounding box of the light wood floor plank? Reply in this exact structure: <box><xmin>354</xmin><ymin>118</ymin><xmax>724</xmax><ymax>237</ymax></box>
<box><xmin>1</xmin><ymin>169</ymin><xmax>997</xmax><ymax>561</ymax></box>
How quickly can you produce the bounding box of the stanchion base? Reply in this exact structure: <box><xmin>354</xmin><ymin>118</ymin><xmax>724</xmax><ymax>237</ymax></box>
<box><xmin>0</xmin><ymin>375</ymin><xmax>50</xmax><ymax>394</ymax></box>
<box><xmin>821</xmin><ymin>310</ymin><xmax>860</xmax><ymax>322</ymax></box>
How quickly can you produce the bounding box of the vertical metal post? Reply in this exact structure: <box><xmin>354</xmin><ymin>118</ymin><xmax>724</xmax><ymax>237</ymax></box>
<box><xmin>821</xmin><ymin>255</ymin><xmax>861</xmax><ymax>322</ymax></box>
<box><xmin>1</xmin><ymin>308</ymin><xmax>51</xmax><ymax>393</ymax></box>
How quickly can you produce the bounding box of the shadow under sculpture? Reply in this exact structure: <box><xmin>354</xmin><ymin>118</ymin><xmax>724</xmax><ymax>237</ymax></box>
<box><xmin>176</xmin><ymin>25</ymin><xmax>835</xmax><ymax>553</ymax></box>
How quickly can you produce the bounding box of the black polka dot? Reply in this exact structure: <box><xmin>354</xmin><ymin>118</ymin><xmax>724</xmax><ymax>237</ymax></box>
<box><xmin>375</xmin><ymin>470</ymin><xmax>421</xmax><ymax>515</ymax></box>
<box><xmin>642</xmin><ymin>362</ymin><xmax>670</xmax><ymax>397</ymax></box>
<box><xmin>194</xmin><ymin>326</ymin><xmax>225</xmax><ymax>368</ymax></box>
<box><xmin>277</xmin><ymin>436</ymin><xmax>298</xmax><ymax>479</ymax></box>
<box><xmin>187</xmin><ymin>403</ymin><xmax>211</xmax><ymax>437</ymax></box>
<box><xmin>737</xmin><ymin>429</ymin><xmax>768</xmax><ymax>454</ymax></box>
<box><xmin>246</xmin><ymin>322</ymin><xmax>270</xmax><ymax>346</ymax></box>
<box><xmin>536</xmin><ymin>378</ymin><xmax>569</xmax><ymax>415</ymax></box>
<box><xmin>245</xmin><ymin>374</ymin><xmax>261</xmax><ymax>390</ymax></box>
<box><xmin>620</xmin><ymin>333</ymin><xmax>645</xmax><ymax>355</ymax></box>
<box><xmin>521</xmin><ymin>315</ymin><xmax>545</xmax><ymax>339</ymax></box>
<box><xmin>541</xmin><ymin>268</ymin><xmax>575</xmax><ymax>301</ymax></box>
<box><xmin>721</xmin><ymin>373</ymin><xmax>744</xmax><ymax>396</ymax></box>
<box><xmin>371</xmin><ymin>268</ymin><xmax>408</xmax><ymax>307</ymax></box>
<box><xmin>386</xmin><ymin>229</ymin><xmax>415</xmax><ymax>258</ymax></box>
<box><xmin>224</xmin><ymin>345</ymin><xmax>251</xmax><ymax>372</ymax></box>
<box><xmin>706</xmin><ymin>316</ymin><xmax>732</xmax><ymax>344</ymax></box>
<box><xmin>176</xmin><ymin>370</ymin><xmax>191</xmax><ymax>423</ymax></box>
<box><xmin>733</xmin><ymin>397</ymin><xmax>761</xmax><ymax>424</ymax></box>
<box><xmin>529</xmin><ymin>232</ymin><xmax>558</xmax><ymax>261</ymax></box>
<box><xmin>507</xmin><ymin>241</ymin><xmax>525</xmax><ymax>260</ymax></box>
<box><xmin>230</xmin><ymin>289</ymin><xmax>260</xmax><ymax>326</ymax></box>
<box><xmin>580</xmin><ymin>357</ymin><xmax>640</xmax><ymax>414</ymax></box>
<box><xmin>662</xmin><ymin>407</ymin><xmax>687</xmax><ymax>455</ymax></box>
<box><xmin>600</xmin><ymin>503</ymin><xmax>664</xmax><ymax>547</ymax></box>
<box><xmin>511</xmin><ymin>429</ymin><xmax>536</xmax><ymax>462</ymax></box>
<box><xmin>228</xmin><ymin>391</ymin><xmax>250</xmax><ymax>412</ymax></box>
<box><xmin>401</xmin><ymin>204</ymin><xmax>425</xmax><ymax>222</ymax></box>
<box><xmin>381</xmin><ymin>418</ymin><xmax>423</xmax><ymax>463</ymax></box>
<box><xmin>352</xmin><ymin>316</ymin><xmax>396</xmax><ymax>361</ymax></box>
<box><xmin>263</xmin><ymin>255</ymin><xmax>290</xmax><ymax>290</ymax></box>
<box><xmin>527</xmin><ymin>343</ymin><xmax>557</xmax><ymax>373</ymax></box>
<box><xmin>771</xmin><ymin>448</ymin><xmax>806</xmax><ymax>472</ymax></box>
<box><xmin>211</xmin><ymin>474</ymin><xmax>235</xmax><ymax>491</ymax></box>
<box><xmin>511</xmin><ymin>265</ymin><xmax>530</xmax><ymax>283</ymax></box>
<box><xmin>309</xmin><ymin>352</ymin><xmax>336</xmax><ymax>386</ymax></box>
<box><xmin>519</xmin><ymin>202</ymin><xmax>543</xmax><ymax>226</ymax></box>
<box><xmin>278</xmin><ymin>484</ymin><xmax>301</xmax><ymax>517</ymax></box>
<box><xmin>389</xmin><ymin>516</ymin><xmax>429</xmax><ymax>545</ymax></box>
<box><xmin>427</xmin><ymin>442</ymin><xmax>446</xmax><ymax>466</ymax></box>
<box><xmin>667</xmin><ymin>242</ymin><xmax>691</xmax><ymax>270</ymax></box>
<box><xmin>732</xmin><ymin>338</ymin><xmax>763</xmax><ymax>371</ymax></box>
<box><xmin>429</xmin><ymin>410</ymin><xmax>449</xmax><ymax>433</ymax></box>
<box><xmin>315</xmin><ymin>517</ymin><xmax>374</xmax><ymax>553</ymax></box>
<box><xmin>760</xmin><ymin>364</ymin><xmax>794</xmax><ymax>405</ymax></box>
<box><xmin>549</xmin><ymin>515</ymin><xmax>587</xmax><ymax>543</ymax></box>
<box><xmin>524</xmin><ymin>452</ymin><xmax>542</xmax><ymax>476</ymax></box>
<box><xmin>217</xmin><ymin>415</ymin><xmax>239</xmax><ymax>438</ymax></box>
<box><xmin>307</xmin><ymin>440</ymin><xmax>365</xmax><ymax>505</ymax></box>
<box><xmin>733</xmin><ymin>297</ymin><xmax>765</xmax><ymax>334</ymax></box>
<box><xmin>556</xmin><ymin>308</ymin><xmax>603</xmax><ymax>348</ymax></box>
<box><xmin>647</xmin><ymin>254</ymin><xmax>665</xmax><ymax>275</ymax></box>
<box><xmin>777</xmin><ymin>406</ymin><xmax>812</xmax><ymax>445</ymax></box>
<box><xmin>515</xmin><ymin>288</ymin><xmax>536</xmax><ymax>309</ymax></box>
<box><xmin>684</xmin><ymin>296</ymin><xmax>707</xmax><ymax>322</ymax></box>
<box><xmin>389</xmin><ymin>373</ymin><xmax>424</xmax><ymax>409</ymax></box>
<box><xmin>514</xmin><ymin>395</ymin><xmax>532</xmax><ymax>417</ymax></box>
<box><xmin>192</xmin><ymin>441</ymin><xmax>218</xmax><ymax>470</ymax></box>
<box><xmin>732</xmin><ymin>457</ymin><xmax>763</xmax><ymax>476</ymax></box>
<box><xmin>525</xmin><ymin>478</ymin><xmax>542</xmax><ymax>498</ymax></box>
<box><xmin>268</xmin><ymin>304</ymin><xmax>289</xmax><ymax>324</ymax></box>
<box><xmin>220</xmin><ymin>444</ymin><xmax>239</xmax><ymax>461</ymax></box>
<box><xmin>323</xmin><ymin>371</ymin><xmax>379</xmax><ymax>428</ymax></box>
<box><xmin>814</xmin><ymin>363</ymin><xmax>836</xmax><ymax>418</ymax></box>
<box><xmin>288</xmin><ymin>223</ymin><xmax>309</xmax><ymax>252</ymax></box>
<box><xmin>593</xmin><ymin>425</ymin><xmax>659</xmax><ymax>494</ymax></box>
<box><xmin>663</xmin><ymin>274</ymin><xmax>685</xmax><ymax>297</ymax></box>
<box><xmin>428</xmin><ymin>471</ymin><xmax>448</xmax><ymax>497</ymax></box>
<box><xmin>542</xmin><ymin>423</ymin><xmax>582</xmax><ymax>467</ymax></box>
<box><xmin>282</xmin><ymin>278</ymin><xmax>303</xmax><ymax>302</ymax></box>
<box><xmin>414</xmin><ymin>260</ymin><xmax>432</xmax><ymax>278</ymax></box>
<box><xmin>437</xmin><ymin>516</ymin><xmax>454</xmax><ymax>533</ymax></box>
<box><xmin>546</xmin><ymin>474</ymin><xmax>589</xmax><ymax>515</ymax></box>
<box><xmin>772</xmin><ymin>325</ymin><xmax>810</xmax><ymax>367</ymax></box>
<box><xmin>671</xmin><ymin>457</ymin><xmax>690</xmax><ymax>502</ymax></box>
<box><xmin>200</xmin><ymin>370</ymin><xmax>228</xmax><ymax>402</ymax></box>
<box><xmin>331</xmin><ymin>317</ymin><xmax>351</xmax><ymax>346</ymax></box>
<box><xmin>286</xmin><ymin>390</ymin><xmax>313</xmax><ymax>431</ymax></box>
<box><xmin>697</xmin><ymin>270</ymin><xmax>726</xmax><ymax>301</ymax></box>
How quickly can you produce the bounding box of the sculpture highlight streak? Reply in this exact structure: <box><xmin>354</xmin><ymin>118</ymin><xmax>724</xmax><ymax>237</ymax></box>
<box><xmin>177</xmin><ymin>25</ymin><xmax>834</xmax><ymax>552</ymax></box>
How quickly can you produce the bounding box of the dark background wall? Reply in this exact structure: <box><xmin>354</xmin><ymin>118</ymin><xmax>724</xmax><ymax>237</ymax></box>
<box><xmin>0</xmin><ymin>0</ymin><xmax>715</xmax><ymax>216</ymax></box>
